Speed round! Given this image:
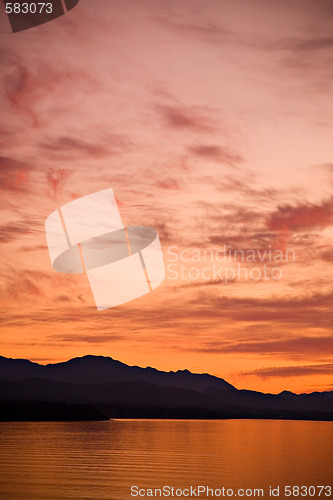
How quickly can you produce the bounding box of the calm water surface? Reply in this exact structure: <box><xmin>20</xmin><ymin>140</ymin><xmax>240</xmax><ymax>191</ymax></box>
<box><xmin>0</xmin><ymin>420</ymin><xmax>332</xmax><ymax>499</ymax></box>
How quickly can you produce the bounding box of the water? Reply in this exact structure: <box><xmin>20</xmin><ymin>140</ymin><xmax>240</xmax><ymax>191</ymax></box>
<box><xmin>0</xmin><ymin>420</ymin><xmax>332</xmax><ymax>499</ymax></box>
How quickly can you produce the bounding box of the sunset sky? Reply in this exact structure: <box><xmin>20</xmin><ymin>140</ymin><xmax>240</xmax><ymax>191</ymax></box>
<box><xmin>0</xmin><ymin>0</ymin><xmax>332</xmax><ymax>394</ymax></box>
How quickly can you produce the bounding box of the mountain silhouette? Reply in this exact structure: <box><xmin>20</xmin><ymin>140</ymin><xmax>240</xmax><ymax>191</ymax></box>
<box><xmin>0</xmin><ymin>355</ymin><xmax>332</xmax><ymax>421</ymax></box>
<box><xmin>0</xmin><ymin>354</ymin><xmax>235</xmax><ymax>391</ymax></box>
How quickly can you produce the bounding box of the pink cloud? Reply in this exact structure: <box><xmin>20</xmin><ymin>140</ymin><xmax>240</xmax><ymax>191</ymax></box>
<box><xmin>268</xmin><ymin>198</ymin><xmax>333</xmax><ymax>232</ymax></box>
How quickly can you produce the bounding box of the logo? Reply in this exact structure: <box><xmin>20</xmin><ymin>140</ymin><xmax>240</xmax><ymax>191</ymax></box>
<box><xmin>2</xmin><ymin>0</ymin><xmax>80</xmax><ymax>33</ymax></box>
<box><xmin>45</xmin><ymin>188</ymin><xmax>165</xmax><ymax>310</ymax></box>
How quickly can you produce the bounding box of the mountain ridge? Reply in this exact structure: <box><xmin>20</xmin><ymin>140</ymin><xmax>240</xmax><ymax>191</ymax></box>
<box><xmin>0</xmin><ymin>354</ymin><xmax>236</xmax><ymax>393</ymax></box>
<box><xmin>0</xmin><ymin>355</ymin><xmax>332</xmax><ymax>421</ymax></box>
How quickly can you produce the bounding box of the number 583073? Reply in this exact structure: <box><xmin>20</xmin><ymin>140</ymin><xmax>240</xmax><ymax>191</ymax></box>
<box><xmin>5</xmin><ymin>3</ymin><xmax>53</xmax><ymax>14</ymax></box>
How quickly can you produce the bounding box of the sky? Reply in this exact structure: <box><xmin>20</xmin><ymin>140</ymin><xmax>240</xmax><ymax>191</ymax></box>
<box><xmin>0</xmin><ymin>0</ymin><xmax>332</xmax><ymax>394</ymax></box>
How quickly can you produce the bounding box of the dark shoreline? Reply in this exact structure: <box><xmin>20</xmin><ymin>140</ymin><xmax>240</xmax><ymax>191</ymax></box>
<box><xmin>0</xmin><ymin>401</ymin><xmax>109</xmax><ymax>422</ymax></box>
<box><xmin>1</xmin><ymin>401</ymin><xmax>333</xmax><ymax>422</ymax></box>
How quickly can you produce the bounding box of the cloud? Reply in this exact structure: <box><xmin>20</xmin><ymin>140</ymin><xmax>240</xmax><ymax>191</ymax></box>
<box><xmin>0</xmin><ymin>270</ymin><xmax>44</xmax><ymax>300</ymax></box>
<box><xmin>0</xmin><ymin>127</ymin><xmax>15</xmax><ymax>148</ymax></box>
<box><xmin>267</xmin><ymin>197</ymin><xmax>333</xmax><ymax>232</ymax></box>
<box><xmin>0</xmin><ymin>218</ymin><xmax>41</xmax><ymax>243</ymax></box>
<box><xmin>147</xmin><ymin>221</ymin><xmax>173</xmax><ymax>243</ymax></box>
<box><xmin>41</xmin><ymin>136</ymin><xmax>108</xmax><ymax>158</ymax></box>
<box><xmin>0</xmin><ymin>52</ymin><xmax>96</xmax><ymax>126</ymax></box>
<box><xmin>0</xmin><ymin>155</ymin><xmax>31</xmax><ymax>192</ymax></box>
<box><xmin>217</xmin><ymin>176</ymin><xmax>278</xmax><ymax>202</ymax></box>
<box><xmin>155</xmin><ymin>178</ymin><xmax>182</xmax><ymax>190</ymax></box>
<box><xmin>179</xmin><ymin>278</ymin><xmax>236</xmax><ymax>289</ymax></box>
<box><xmin>188</xmin><ymin>144</ymin><xmax>242</xmax><ymax>166</ymax></box>
<box><xmin>8</xmin><ymin>277</ymin><xmax>42</xmax><ymax>299</ymax></box>
<box><xmin>321</xmin><ymin>248</ymin><xmax>333</xmax><ymax>262</ymax></box>
<box><xmin>269</xmin><ymin>33</ymin><xmax>333</xmax><ymax>93</ymax></box>
<box><xmin>46</xmin><ymin>333</ymin><xmax>125</xmax><ymax>344</ymax></box>
<box><xmin>281</xmin><ymin>37</ymin><xmax>333</xmax><ymax>54</ymax></box>
<box><xmin>156</xmin><ymin>104</ymin><xmax>218</xmax><ymax>133</ymax></box>
<box><xmin>0</xmin><ymin>54</ymin><xmax>38</xmax><ymax>124</ymax></box>
<box><xmin>0</xmin><ymin>269</ymin><xmax>85</xmax><ymax>306</ymax></box>
<box><xmin>202</xmin><ymin>186</ymin><xmax>332</xmax><ymax>254</ymax></box>
<box><xmin>57</xmin><ymin>295</ymin><xmax>72</xmax><ymax>303</ymax></box>
<box><xmin>155</xmin><ymin>17</ymin><xmax>229</xmax><ymax>44</ymax></box>
<box><xmin>184</xmin><ymin>291</ymin><xmax>333</xmax><ymax>330</ymax></box>
<box><xmin>191</xmin><ymin>334</ymin><xmax>333</xmax><ymax>357</ymax></box>
<box><xmin>46</xmin><ymin>168</ymin><xmax>71</xmax><ymax>198</ymax></box>
<box><xmin>40</xmin><ymin>134</ymin><xmax>131</xmax><ymax>159</ymax></box>
<box><xmin>19</xmin><ymin>244</ymin><xmax>47</xmax><ymax>253</ymax></box>
<box><xmin>238</xmin><ymin>363</ymin><xmax>333</xmax><ymax>378</ymax></box>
